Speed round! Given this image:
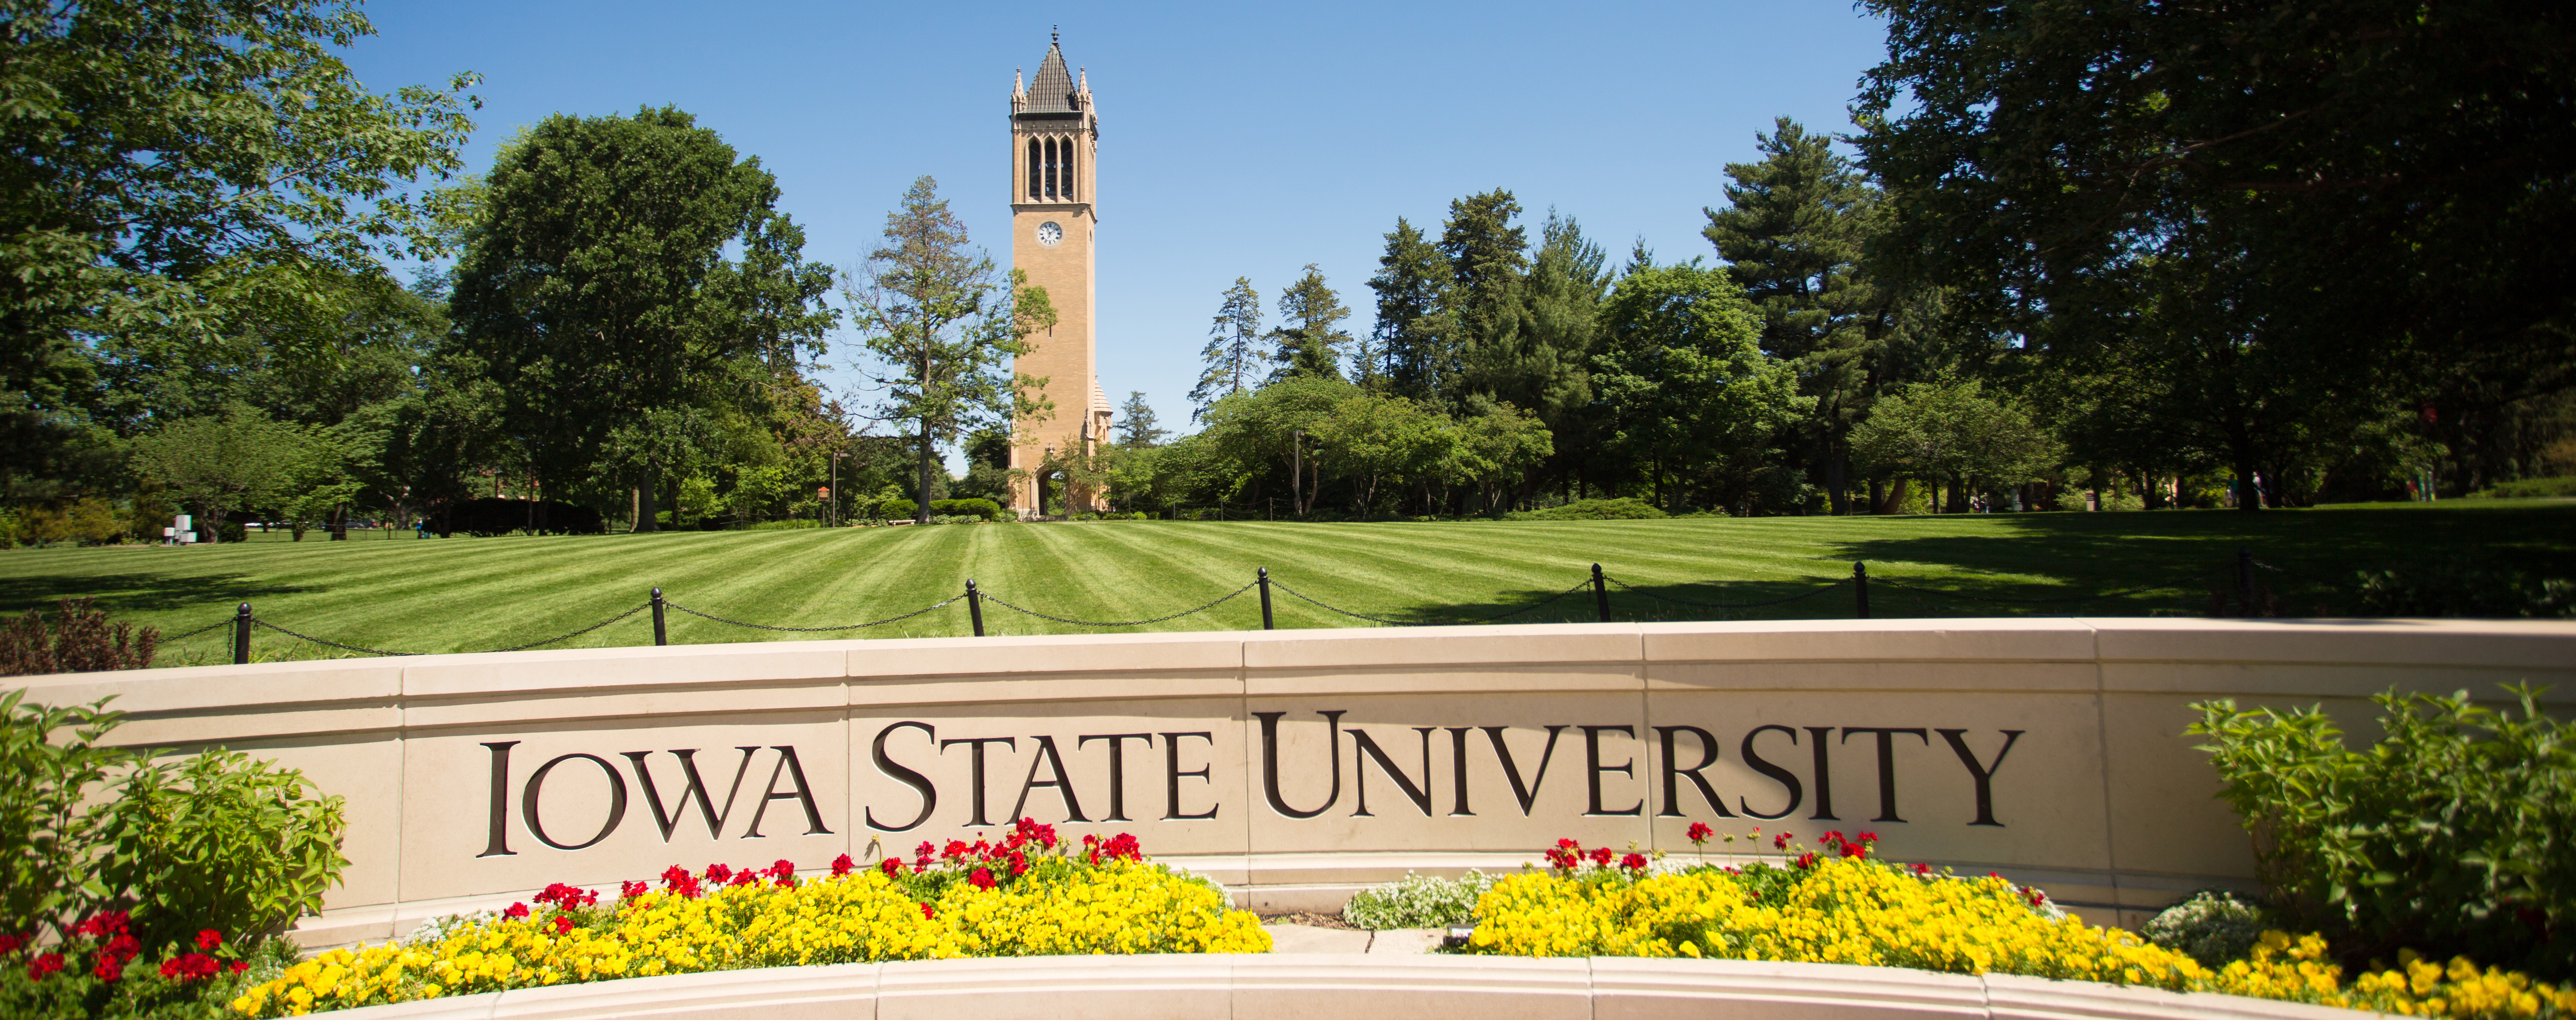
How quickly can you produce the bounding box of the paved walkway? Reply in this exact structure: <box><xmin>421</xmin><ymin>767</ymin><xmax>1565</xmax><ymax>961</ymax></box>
<box><xmin>1260</xmin><ymin>924</ymin><xmax>1443</xmax><ymax>954</ymax></box>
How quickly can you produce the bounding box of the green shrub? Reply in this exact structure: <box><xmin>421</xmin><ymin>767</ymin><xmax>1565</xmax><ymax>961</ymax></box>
<box><xmin>745</xmin><ymin>519</ymin><xmax>820</xmax><ymax>531</ymax></box>
<box><xmin>1343</xmin><ymin>870</ymin><xmax>1499</xmax><ymax>930</ymax></box>
<box><xmin>929</xmin><ymin>498</ymin><xmax>1001</xmax><ymax>521</ymax></box>
<box><xmin>2354</xmin><ymin>555</ymin><xmax>2575</xmax><ymax>618</ymax></box>
<box><xmin>1513</xmin><ymin>497</ymin><xmax>1667</xmax><ymax>521</ymax></box>
<box><xmin>878</xmin><ymin>499</ymin><xmax>917</xmax><ymax>521</ymax></box>
<box><xmin>102</xmin><ymin>749</ymin><xmax>350</xmax><ymax>946</ymax></box>
<box><xmin>0</xmin><ymin>690</ymin><xmax>349</xmax><ymax>948</ymax></box>
<box><xmin>2141</xmin><ymin>890</ymin><xmax>2268</xmax><ymax>968</ymax></box>
<box><xmin>2189</xmin><ymin>685</ymin><xmax>2575</xmax><ymax>978</ymax></box>
<box><xmin>2466</xmin><ymin>476</ymin><xmax>2576</xmax><ymax>499</ymax></box>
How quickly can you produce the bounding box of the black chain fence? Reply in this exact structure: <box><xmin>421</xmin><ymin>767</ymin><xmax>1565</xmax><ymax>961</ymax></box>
<box><xmin>148</xmin><ymin>546</ymin><xmax>2331</xmax><ymax>663</ymax></box>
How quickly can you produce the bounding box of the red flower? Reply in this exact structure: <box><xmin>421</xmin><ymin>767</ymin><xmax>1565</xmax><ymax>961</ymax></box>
<box><xmin>93</xmin><ymin>933</ymin><xmax>137</xmax><ymax>980</ymax></box>
<box><xmin>769</xmin><ymin>860</ymin><xmax>797</xmax><ymax>881</ymax></box>
<box><xmin>504</xmin><ymin>902</ymin><xmax>530</xmax><ymax>920</ymax></box>
<box><xmin>1856</xmin><ymin>831</ymin><xmax>1879</xmax><ymax>843</ymax></box>
<box><xmin>1555</xmin><ymin>837</ymin><xmax>1580</xmax><ymax>850</ymax></box>
<box><xmin>551</xmin><ymin>914</ymin><xmax>574</xmax><ymax>935</ymax></box>
<box><xmin>230</xmin><ymin>960</ymin><xmax>249</xmax><ymax>973</ymax></box>
<box><xmin>1820</xmin><ymin>830</ymin><xmax>1845</xmax><ymax>847</ymax></box>
<box><xmin>1841</xmin><ymin>842</ymin><xmax>1868</xmax><ymax>858</ymax></box>
<box><xmin>1587</xmin><ymin>846</ymin><xmax>1614</xmax><ymax>867</ymax></box>
<box><xmin>915</xmin><ymin>842</ymin><xmax>936</xmax><ymax>869</ymax></box>
<box><xmin>704</xmin><ymin>863</ymin><xmax>733</xmax><ymax>884</ymax></box>
<box><xmin>969</xmin><ymin>867</ymin><xmax>996</xmax><ymax>890</ymax></box>
<box><xmin>661</xmin><ymin>865</ymin><xmax>704</xmax><ymax>899</ymax></box>
<box><xmin>28</xmin><ymin>952</ymin><xmax>64</xmax><ymax>981</ymax></box>
<box><xmin>161</xmin><ymin>952</ymin><xmax>222</xmax><ymax>981</ymax></box>
<box><xmin>1685</xmin><ymin>823</ymin><xmax>1713</xmax><ymax>845</ymax></box>
<box><xmin>919</xmin><ymin>902</ymin><xmax>936</xmax><ymax>920</ymax></box>
<box><xmin>1793</xmin><ymin>852</ymin><xmax>1819</xmax><ymax>871</ymax></box>
<box><xmin>831</xmin><ymin>853</ymin><xmax>856</xmax><ymax>877</ymax></box>
<box><xmin>621</xmin><ymin>880</ymin><xmax>650</xmax><ymax>899</ymax></box>
<box><xmin>727</xmin><ymin>867</ymin><xmax>759</xmax><ymax>887</ymax></box>
<box><xmin>195</xmin><ymin>929</ymin><xmax>223</xmax><ymax>952</ymax></box>
<box><xmin>72</xmin><ymin>912</ymin><xmax>129</xmax><ymax>939</ymax></box>
<box><xmin>1911</xmin><ymin>863</ymin><xmax>1932</xmax><ymax>876</ymax></box>
<box><xmin>0</xmin><ymin>934</ymin><xmax>21</xmax><ymax>955</ymax></box>
<box><xmin>1619</xmin><ymin>853</ymin><xmax>1649</xmax><ymax>871</ymax></box>
<box><xmin>534</xmin><ymin>883</ymin><xmax>598</xmax><ymax>908</ymax></box>
<box><xmin>1772</xmin><ymin>832</ymin><xmax>1793</xmax><ymax>850</ymax></box>
<box><xmin>1010</xmin><ymin>817</ymin><xmax>1059</xmax><ymax>850</ymax></box>
<box><xmin>942</xmin><ymin>840</ymin><xmax>970</xmax><ymax>862</ymax></box>
<box><xmin>880</xmin><ymin>858</ymin><xmax>904</xmax><ymax>878</ymax></box>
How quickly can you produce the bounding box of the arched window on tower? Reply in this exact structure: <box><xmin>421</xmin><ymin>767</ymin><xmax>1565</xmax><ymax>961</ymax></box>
<box><xmin>1065</xmin><ymin>138</ymin><xmax>1077</xmax><ymax>200</ymax></box>
<box><xmin>1044</xmin><ymin>137</ymin><xmax>1058</xmax><ymax>199</ymax></box>
<box><xmin>1026</xmin><ymin>138</ymin><xmax>1040</xmax><ymax>200</ymax></box>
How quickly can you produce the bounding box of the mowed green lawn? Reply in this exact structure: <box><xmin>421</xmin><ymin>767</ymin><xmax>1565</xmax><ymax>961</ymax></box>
<box><xmin>3</xmin><ymin>501</ymin><xmax>2570</xmax><ymax>666</ymax></box>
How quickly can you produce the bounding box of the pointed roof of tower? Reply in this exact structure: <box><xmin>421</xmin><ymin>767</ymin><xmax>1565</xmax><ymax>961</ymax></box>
<box><xmin>1025</xmin><ymin>34</ymin><xmax>1078</xmax><ymax>112</ymax></box>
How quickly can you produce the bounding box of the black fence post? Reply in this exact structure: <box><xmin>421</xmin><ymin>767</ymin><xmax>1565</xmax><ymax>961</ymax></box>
<box><xmin>233</xmin><ymin>603</ymin><xmax>252</xmax><ymax>665</ymax></box>
<box><xmin>966</xmin><ymin>580</ymin><xmax>985</xmax><ymax>637</ymax></box>
<box><xmin>2235</xmin><ymin>547</ymin><xmax>2254</xmax><ymax>618</ymax></box>
<box><xmin>1258</xmin><ymin>568</ymin><xmax>1275</xmax><ymax>630</ymax></box>
<box><xmin>650</xmin><ymin>587</ymin><xmax>668</xmax><ymax>646</ymax></box>
<box><xmin>1853</xmin><ymin>562</ymin><xmax>1871</xmax><ymax>620</ymax></box>
<box><xmin>1591</xmin><ymin>564</ymin><xmax>1611</xmax><ymax>623</ymax></box>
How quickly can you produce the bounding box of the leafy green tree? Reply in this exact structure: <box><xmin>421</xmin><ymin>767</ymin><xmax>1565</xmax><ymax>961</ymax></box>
<box><xmin>847</xmin><ymin>176</ymin><xmax>1052</xmax><ymax>523</ymax></box>
<box><xmin>1266</xmin><ymin>264</ymin><xmax>1354</xmax><ymax>383</ymax></box>
<box><xmin>1365</xmin><ymin>218</ymin><xmax>1452</xmax><ymax>402</ymax></box>
<box><xmin>448</xmin><ymin>107</ymin><xmax>835</xmax><ymax>528</ymax></box>
<box><xmin>1115</xmin><ymin>391</ymin><xmax>1168</xmax><ymax>449</ymax></box>
<box><xmin>1848</xmin><ymin>378</ymin><xmax>2059</xmax><ymax>512</ymax></box>
<box><xmin>1313</xmin><ymin>390</ymin><xmax>1452</xmax><ymax>514</ymax></box>
<box><xmin>1853</xmin><ymin>0</ymin><xmax>2576</xmax><ymax>505</ymax></box>
<box><xmin>126</xmin><ymin>404</ymin><xmax>313</xmax><ymax>541</ymax></box>
<box><xmin>1592</xmin><ymin>263</ymin><xmax>1813</xmax><ymax>513</ymax></box>
<box><xmin>1449</xmin><ymin>403</ymin><xmax>1555</xmax><ymax>514</ymax></box>
<box><xmin>1191</xmin><ymin>276</ymin><xmax>1263</xmax><ymax>419</ymax></box>
<box><xmin>1195</xmin><ymin>374</ymin><xmax>1348</xmax><ymax>514</ymax></box>
<box><xmin>0</xmin><ymin>0</ymin><xmax>478</xmax><ymax>498</ymax></box>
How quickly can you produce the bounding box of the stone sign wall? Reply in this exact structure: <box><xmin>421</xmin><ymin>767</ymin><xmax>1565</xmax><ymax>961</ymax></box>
<box><xmin>14</xmin><ymin>618</ymin><xmax>2572</xmax><ymax>944</ymax></box>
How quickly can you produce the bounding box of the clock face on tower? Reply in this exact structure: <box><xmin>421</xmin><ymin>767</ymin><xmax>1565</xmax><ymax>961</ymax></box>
<box><xmin>1037</xmin><ymin>221</ymin><xmax>1063</xmax><ymax>247</ymax></box>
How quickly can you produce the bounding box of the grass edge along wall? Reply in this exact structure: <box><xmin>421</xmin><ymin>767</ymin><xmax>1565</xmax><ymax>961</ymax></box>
<box><xmin>9</xmin><ymin>616</ymin><xmax>2572</xmax><ymax>948</ymax></box>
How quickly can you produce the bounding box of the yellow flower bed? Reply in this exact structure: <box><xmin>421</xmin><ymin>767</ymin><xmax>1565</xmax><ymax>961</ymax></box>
<box><xmin>1464</xmin><ymin>855</ymin><xmax>2576</xmax><ymax>1020</ymax></box>
<box><xmin>229</xmin><ymin>861</ymin><xmax>1267</xmax><ymax>1018</ymax></box>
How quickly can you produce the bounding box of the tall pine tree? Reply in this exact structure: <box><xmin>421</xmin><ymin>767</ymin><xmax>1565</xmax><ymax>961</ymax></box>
<box><xmin>1438</xmin><ymin>190</ymin><xmax>1529</xmax><ymax>414</ymax></box>
<box><xmin>1189</xmin><ymin>276</ymin><xmax>1262</xmax><ymax>421</ymax></box>
<box><xmin>1703</xmin><ymin>117</ymin><xmax>1886</xmax><ymax>514</ymax></box>
<box><xmin>1266</xmin><ymin>264</ymin><xmax>1353</xmax><ymax>383</ymax></box>
<box><xmin>1366</xmin><ymin>218</ymin><xmax>1449</xmax><ymax>403</ymax></box>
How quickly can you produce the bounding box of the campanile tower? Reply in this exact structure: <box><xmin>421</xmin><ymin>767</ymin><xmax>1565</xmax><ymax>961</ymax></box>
<box><xmin>1008</xmin><ymin>30</ymin><xmax>1111</xmax><ymax>514</ymax></box>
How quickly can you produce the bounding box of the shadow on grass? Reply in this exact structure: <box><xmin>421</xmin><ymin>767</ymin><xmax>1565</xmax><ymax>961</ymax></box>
<box><xmin>1825</xmin><ymin>503</ymin><xmax>2576</xmax><ymax>618</ymax></box>
<box><xmin>0</xmin><ymin>573</ymin><xmax>321</xmax><ymax>619</ymax></box>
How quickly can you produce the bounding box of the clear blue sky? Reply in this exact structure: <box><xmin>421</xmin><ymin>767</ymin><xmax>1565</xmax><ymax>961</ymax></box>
<box><xmin>342</xmin><ymin>0</ymin><xmax>1890</xmax><ymax>445</ymax></box>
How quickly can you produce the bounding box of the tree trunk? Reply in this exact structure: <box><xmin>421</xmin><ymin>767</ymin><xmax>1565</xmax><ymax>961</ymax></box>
<box><xmin>329</xmin><ymin>503</ymin><xmax>348</xmax><ymax>540</ymax></box>
<box><xmin>665</xmin><ymin>475</ymin><xmax>683</xmax><ymax>531</ymax></box>
<box><xmin>1868</xmin><ymin>478</ymin><xmax>1886</xmax><ymax>515</ymax></box>
<box><xmin>636</xmin><ymin>459</ymin><xmax>660</xmax><ymax>532</ymax></box>
<box><xmin>916</xmin><ymin>422</ymin><xmax>934</xmax><ymax>523</ymax></box>
<box><xmin>1826</xmin><ymin>445</ymin><xmax>1850</xmax><ymax>516</ymax></box>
